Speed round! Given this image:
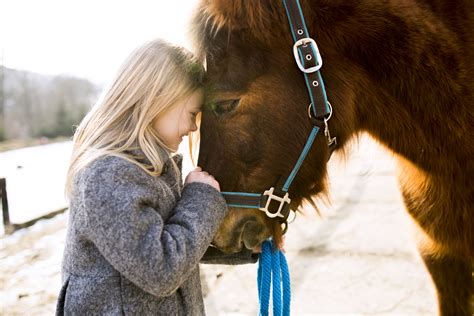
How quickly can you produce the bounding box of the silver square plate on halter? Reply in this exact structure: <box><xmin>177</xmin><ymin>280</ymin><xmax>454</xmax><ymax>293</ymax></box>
<box><xmin>259</xmin><ymin>187</ymin><xmax>291</xmax><ymax>218</ymax></box>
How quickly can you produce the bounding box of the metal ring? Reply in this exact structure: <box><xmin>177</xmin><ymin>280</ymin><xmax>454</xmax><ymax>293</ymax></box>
<box><xmin>308</xmin><ymin>101</ymin><xmax>333</xmax><ymax>120</ymax></box>
<box><xmin>297</xmin><ymin>29</ymin><xmax>303</xmax><ymax>35</ymax></box>
<box><xmin>312</xmin><ymin>80</ymin><xmax>319</xmax><ymax>87</ymax></box>
<box><xmin>305</xmin><ymin>54</ymin><xmax>312</xmax><ymax>61</ymax></box>
<box><xmin>307</xmin><ymin>103</ymin><xmax>314</xmax><ymax>118</ymax></box>
<box><xmin>287</xmin><ymin>210</ymin><xmax>297</xmax><ymax>224</ymax></box>
<box><xmin>325</xmin><ymin>101</ymin><xmax>333</xmax><ymax>121</ymax></box>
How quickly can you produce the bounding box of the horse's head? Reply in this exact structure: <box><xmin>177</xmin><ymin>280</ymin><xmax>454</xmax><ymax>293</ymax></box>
<box><xmin>192</xmin><ymin>0</ymin><xmax>356</xmax><ymax>253</ymax></box>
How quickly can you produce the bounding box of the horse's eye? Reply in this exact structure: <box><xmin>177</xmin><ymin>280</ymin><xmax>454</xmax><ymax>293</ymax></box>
<box><xmin>208</xmin><ymin>99</ymin><xmax>240</xmax><ymax>116</ymax></box>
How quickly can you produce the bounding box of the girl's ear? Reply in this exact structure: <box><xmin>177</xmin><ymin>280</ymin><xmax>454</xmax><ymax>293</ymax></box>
<box><xmin>199</xmin><ymin>0</ymin><xmax>286</xmax><ymax>34</ymax></box>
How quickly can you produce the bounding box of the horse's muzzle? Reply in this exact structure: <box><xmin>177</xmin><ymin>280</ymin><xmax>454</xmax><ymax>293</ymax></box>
<box><xmin>212</xmin><ymin>210</ymin><xmax>271</xmax><ymax>254</ymax></box>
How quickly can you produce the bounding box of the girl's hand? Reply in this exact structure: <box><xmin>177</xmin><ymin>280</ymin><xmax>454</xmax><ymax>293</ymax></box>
<box><xmin>184</xmin><ymin>167</ymin><xmax>221</xmax><ymax>192</ymax></box>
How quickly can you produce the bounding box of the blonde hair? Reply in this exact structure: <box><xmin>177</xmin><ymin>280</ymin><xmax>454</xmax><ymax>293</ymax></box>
<box><xmin>65</xmin><ymin>39</ymin><xmax>204</xmax><ymax>197</ymax></box>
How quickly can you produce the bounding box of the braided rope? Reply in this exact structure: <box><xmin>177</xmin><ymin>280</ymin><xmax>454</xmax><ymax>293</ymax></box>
<box><xmin>272</xmin><ymin>245</ymin><xmax>282</xmax><ymax>315</ymax></box>
<box><xmin>257</xmin><ymin>239</ymin><xmax>291</xmax><ymax>316</ymax></box>
<box><xmin>280</xmin><ymin>251</ymin><xmax>291</xmax><ymax>316</ymax></box>
<box><xmin>258</xmin><ymin>241</ymin><xmax>272</xmax><ymax>314</ymax></box>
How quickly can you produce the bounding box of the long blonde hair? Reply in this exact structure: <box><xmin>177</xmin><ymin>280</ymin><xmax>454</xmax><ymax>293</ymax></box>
<box><xmin>65</xmin><ymin>39</ymin><xmax>204</xmax><ymax>197</ymax></box>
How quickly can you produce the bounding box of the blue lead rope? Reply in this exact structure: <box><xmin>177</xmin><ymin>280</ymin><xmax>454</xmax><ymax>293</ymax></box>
<box><xmin>257</xmin><ymin>240</ymin><xmax>291</xmax><ymax>316</ymax></box>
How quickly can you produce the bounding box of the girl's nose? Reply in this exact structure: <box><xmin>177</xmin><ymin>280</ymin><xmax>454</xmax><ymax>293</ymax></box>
<box><xmin>190</xmin><ymin>122</ymin><xmax>198</xmax><ymax>132</ymax></box>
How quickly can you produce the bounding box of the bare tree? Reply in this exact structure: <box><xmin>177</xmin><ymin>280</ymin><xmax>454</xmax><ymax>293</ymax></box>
<box><xmin>2</xmin><ymin>67</ymin><xmax>100</xmax><ymax>140</ymax></box>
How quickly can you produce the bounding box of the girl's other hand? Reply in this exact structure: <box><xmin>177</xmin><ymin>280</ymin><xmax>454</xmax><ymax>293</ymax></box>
<box><xmin>184</xmin><ymin>167</ymin><xmax>221</xmax><ymax>192</ymax></box>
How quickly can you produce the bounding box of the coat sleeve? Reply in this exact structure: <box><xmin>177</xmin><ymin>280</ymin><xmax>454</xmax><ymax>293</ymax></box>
<box><xmin>78</xmin><ymin>161</ymin><xmax>228</xmax><ymax>297</ymax></box>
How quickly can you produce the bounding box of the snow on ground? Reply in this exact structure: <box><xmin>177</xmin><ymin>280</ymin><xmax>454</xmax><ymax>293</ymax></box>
<box><xmin>0</xmin><ymin>142</ymin><xmax>72</xmax><ymax>228</ymax></box>
<box><xmin>0</xmin><ymin>135</ymin><xmax>437</xmax><ymax>315</ymax></box>
<box><xmin>1</xmin><ymin>213</ymin><xmax>66</xmax><ymax>315</ymax></box>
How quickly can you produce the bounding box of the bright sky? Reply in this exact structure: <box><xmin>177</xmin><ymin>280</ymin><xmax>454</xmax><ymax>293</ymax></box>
<box><xmin>0</xmin><ymin>0</ymin><xmax>199</xmax><ymax>85</ymax></box>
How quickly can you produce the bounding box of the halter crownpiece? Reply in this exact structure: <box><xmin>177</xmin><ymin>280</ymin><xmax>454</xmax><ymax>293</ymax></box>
<box><xmin>221</xmin><ymin>0</ymin><xmax>336</xmax><ymax>233</ymax></box>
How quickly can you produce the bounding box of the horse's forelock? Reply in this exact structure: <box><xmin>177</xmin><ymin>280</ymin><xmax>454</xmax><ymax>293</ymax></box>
<box><xmin>204</xmin><ymin>0</ymin><xmax>283</xmax><ymax>29</ymax></box>
<box><xmin>191</xmin><ymin>0</ymin><xmax>288</xmax><ymax>54</ymax></box>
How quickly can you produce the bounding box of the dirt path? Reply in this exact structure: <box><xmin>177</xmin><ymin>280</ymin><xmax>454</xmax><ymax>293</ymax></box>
<box><xmin>1</xmin><ymin>214</ymin><xmax>66</xmax><ymax>315</ymax></box>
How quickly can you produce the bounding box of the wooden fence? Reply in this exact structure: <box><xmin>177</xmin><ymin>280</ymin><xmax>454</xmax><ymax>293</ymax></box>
<box><xmin>1</xmin><ymin>177</ymin><xmax>67</xmax><ymax>234</ymax></box>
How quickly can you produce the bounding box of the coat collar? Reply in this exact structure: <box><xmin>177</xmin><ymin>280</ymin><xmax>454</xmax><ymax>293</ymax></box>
<box><xmin>125</xmin><ymin>148</ymin><xmax>183</xmax><ymax>174</ymax></box>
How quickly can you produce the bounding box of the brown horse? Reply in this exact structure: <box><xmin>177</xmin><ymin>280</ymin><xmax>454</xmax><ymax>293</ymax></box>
<box><xmin>191</xmin><ymin>0</ymin><xmax>473</xmax><ymax>314</ymax></box>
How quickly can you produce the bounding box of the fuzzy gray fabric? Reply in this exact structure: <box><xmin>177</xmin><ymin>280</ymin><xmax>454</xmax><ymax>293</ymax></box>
<box><xmin>56</xmin><ymin>153</ymin><xmax>228</xmax><ymax>315</ymax></box>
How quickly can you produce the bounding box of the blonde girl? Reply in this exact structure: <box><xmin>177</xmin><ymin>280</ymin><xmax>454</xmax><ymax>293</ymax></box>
<box><xmin>56</xmin><ymin>39</ymin><xmax>227</xmax><ymax>315</ymax></box>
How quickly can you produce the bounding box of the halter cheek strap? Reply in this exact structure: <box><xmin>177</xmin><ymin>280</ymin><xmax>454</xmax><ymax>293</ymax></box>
<box><xmin>221</xmin><ymin>0</ymin><xmax>337</xmax><ymax>230</ymax></box>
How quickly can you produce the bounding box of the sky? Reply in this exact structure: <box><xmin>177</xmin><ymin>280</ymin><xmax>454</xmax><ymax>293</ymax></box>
<box><xmin>0</xmin><ymin>0</ymin><xmax>199</xmax><ymax>85</ymax></box>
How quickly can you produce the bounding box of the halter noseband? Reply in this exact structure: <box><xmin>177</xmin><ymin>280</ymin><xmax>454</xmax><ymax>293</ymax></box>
<box><xmin>221</xmin><ymin>0</ymin><xmax>336</xmax><ymax>231</ymax></box>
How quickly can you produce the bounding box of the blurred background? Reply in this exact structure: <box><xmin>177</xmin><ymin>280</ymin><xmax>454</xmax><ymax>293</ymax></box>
<box><xmin>0</xmin><ymin>0</ymin><xmax>196</xmax><ymax>146</ymax></box>
<box><xmin>0</xmin><ymin>1</ymin><xmax>437</xmax><ymax>315</ymax></box>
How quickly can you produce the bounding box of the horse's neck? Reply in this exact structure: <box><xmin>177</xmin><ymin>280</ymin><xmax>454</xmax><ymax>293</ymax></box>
<box><xmin>352</xmin><ymin>73</ymin><xmax>472</xmax><ymax>174</ymax></box>
<box><xmin>318</xmin><ymin>0</ymin><xmax>474</xmax><ymax>173</ymax></box>
<box><xmin>416</xmin><ymin>0</ymin><xmax>474</xmax><ymax>32</ymax></box>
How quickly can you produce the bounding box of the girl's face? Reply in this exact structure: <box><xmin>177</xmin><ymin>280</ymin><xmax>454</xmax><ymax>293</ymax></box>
<box><xmin>152</xmin><ymin>89</ymin><xmax>203</xmax><ymax>152</ymax></box>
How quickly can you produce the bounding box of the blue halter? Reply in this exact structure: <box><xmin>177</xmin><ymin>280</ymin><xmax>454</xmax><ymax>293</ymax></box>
<box><xmin>221</xmin><ymin>0</ymin><xmax>336</xmax><ymax>230</ymax></box>
<box><xmin>219</xmin><ymin>1</ymin><xmax>336</xmax><ymax>315</ymax></box>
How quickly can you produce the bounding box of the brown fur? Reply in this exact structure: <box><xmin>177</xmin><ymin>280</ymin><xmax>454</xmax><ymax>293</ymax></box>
<box><xmin>192</xmin><ymin>0</ymin><xmax>474</xmax><ymax>314</ymax></box>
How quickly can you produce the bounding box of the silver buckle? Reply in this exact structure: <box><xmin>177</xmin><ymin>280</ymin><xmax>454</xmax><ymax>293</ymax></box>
<box><xmin>293</xmin><ymin>37</ymin><xmax>322</xmax><ymax>73</ymax></box>
<box><xmin>259</xmin><ymin>187</ymin><xmax>291</xmax><ymax>218</ymax></box>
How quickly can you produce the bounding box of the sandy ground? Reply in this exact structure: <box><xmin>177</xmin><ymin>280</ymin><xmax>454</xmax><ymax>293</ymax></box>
<box><xmin>0</xmin><ymin>136</ymin><xmax>437</xmax><ymax>315</ymax></box>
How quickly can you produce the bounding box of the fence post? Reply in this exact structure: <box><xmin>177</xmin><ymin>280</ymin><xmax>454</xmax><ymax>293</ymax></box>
<box><xmin>1</xmin><ymin>177</ymin><xmax>12</xmax><ymax>234</ymax></box>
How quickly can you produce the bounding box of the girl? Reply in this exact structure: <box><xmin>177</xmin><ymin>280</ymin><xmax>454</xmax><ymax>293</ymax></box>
<box><xmin>56</xmin><ymin>39</ymin><xmax>228</xmax><ymax>315</ymax></box>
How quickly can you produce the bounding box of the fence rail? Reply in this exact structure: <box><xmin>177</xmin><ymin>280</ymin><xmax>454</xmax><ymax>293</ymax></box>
<box><xmin>1</xmin><ymin>177</ymin><xmax>67</xmax><ymax>234</ymax></box>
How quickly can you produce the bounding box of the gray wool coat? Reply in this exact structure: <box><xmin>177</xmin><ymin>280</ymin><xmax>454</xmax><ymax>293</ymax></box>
<box><xmin>56</xmin><ymin>153</ymin><xmax>229</xmax><ymax>315</ymax></box>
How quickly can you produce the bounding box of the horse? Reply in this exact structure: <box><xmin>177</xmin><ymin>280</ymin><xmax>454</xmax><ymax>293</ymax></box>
<box><xmin>191</xmin><ymin>0</ymin><xmax>473</xmax><ymax>314</ymax></box>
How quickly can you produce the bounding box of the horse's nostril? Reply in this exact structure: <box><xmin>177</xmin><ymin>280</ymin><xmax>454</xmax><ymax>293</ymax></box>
<box><xmin>242</xmin><ymin>221</ymin><xmax>269</xmax><ymax>250</ymax></box>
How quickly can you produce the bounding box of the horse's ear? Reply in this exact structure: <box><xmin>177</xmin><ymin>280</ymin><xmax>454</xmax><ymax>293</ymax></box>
<box><xmin>202</xmin><ymin>0</ymin><xmax>285</xmax><ymax>33</ymax></box>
